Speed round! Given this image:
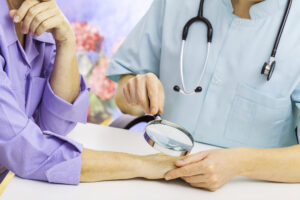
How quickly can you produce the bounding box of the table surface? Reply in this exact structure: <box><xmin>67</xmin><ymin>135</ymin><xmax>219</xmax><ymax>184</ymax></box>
<box><xmin>2</xmin><ymin>123</ymin><xmax>300</xmax><ymax>200</ymax></box>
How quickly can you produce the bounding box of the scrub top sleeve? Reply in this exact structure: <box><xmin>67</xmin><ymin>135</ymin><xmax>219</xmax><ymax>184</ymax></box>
<box><xmin>0</xmin><ymin>60</ymin><xmax>82</xmax><ymax>185</ymax></box>
<box><xmin>292</xmin><ymin>83</ymin><xmax>300</xmax><ymax>142</ymax></box>
<box><xmin>37</xmin><ymin>75</ymin><xmax>90</xmax><ymax>136</ymax></box>
<box><xmin>106</xmin><ymin>0</ymin><xmax>166</xmax><ymax>82</ymax></box>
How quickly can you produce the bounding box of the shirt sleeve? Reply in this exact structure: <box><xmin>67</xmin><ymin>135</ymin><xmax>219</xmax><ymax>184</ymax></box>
<box><xmin>35</xmin><ymin>76</ymin><xmax>90</xmax><ymax>136</ymax></box>
<box><xmin>106</xmin><ymin>0</ymin><xmax>165</xmax><ymax>82</ymax></box>
<box><xmin>34</xmin><ymin>44</ymin><xmax>90</xmax><ymax>136</ymax></box>
<box><xmin>0</xmin><ymin>56</ymin><xmax>82</xmax><ymax>185</ymax></box>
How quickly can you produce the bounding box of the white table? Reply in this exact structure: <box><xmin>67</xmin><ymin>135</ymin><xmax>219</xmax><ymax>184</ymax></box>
<box><xmin>2</xmin><ymin>123</ymin><xmax>300</xmax><ymax>200</ymax></box>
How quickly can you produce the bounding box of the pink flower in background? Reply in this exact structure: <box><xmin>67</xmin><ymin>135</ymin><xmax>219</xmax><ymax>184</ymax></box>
<box><xmin>88</xmin><ymin>58</ymin><xmax>118</xmax><ymax>100</ymax></box>
<box><xmin>72</xmin><ymin>22</ymin><xmax>103</xmax><ymax>51</ymax></box>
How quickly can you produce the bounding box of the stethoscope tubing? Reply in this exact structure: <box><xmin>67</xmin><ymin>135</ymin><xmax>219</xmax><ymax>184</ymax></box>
<box><xmin>175</xmin><ymin>0</ymin><xmax>293</xmax><ymax>94</ymax></box>
<box><xmin>179</xmin><ymin>40</ymin><xmax>211</xmax><ymax>95</ymax></box>
<box><xmin>271</xmin><ymin>0</ymin><xmax>293</xmax><ymax>57</ymax></box>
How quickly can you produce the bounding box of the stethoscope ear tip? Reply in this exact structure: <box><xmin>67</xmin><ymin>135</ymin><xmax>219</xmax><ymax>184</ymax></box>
<box><xmin>195</xmin><ymin>86</ymin><xmax>202</xmax><ymax>93</ymax></box>
<box><xmin>173</xmin><ymin>85</ymin><xmax>181</xmax><ymax>92</ymax></box>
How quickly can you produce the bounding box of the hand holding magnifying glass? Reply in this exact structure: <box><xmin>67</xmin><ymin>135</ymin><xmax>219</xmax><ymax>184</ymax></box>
<box><xmin>122</xmin><ymin>73</ymin><xmax>165</xmax><ymax>115</ymax></box>
<box><xmin>122</xmin><ymin>74</ymin><xmax>195</xmax><ymax>156</ymax></box>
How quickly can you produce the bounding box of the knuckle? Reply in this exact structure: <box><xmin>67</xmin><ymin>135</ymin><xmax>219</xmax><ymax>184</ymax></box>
<box><xmin>40</xmin><ymin>22</ymin><xmax>47</xmax><ymax>29</ymax></box>
<box><xmin>134</xmin><ymin>76</ymin><xmax>140</xmax><ymax>84</ymax></box>
<box><xmin>35</xmin><ymin>16</ymin><xmax>43</xmax><ymax>23</ymax></box>
<box><xmin>136</xmin><ymin>74</ymin><xmax>143</xmax><ymax>81</ymax></box>
<box><xmin>27</xmin><ymin>8</ymin><xmax>35</xmax><ymax>17</ymax></box>
<box><xmin>206</xmin><ymin>164</ymin><xmax>215</xmax><ymax>173</ymax></box>
<box><xmin>128</xmin><ymin>79</ymin><xmax>135</xmax><ymax>86</ymax></box>
<box><xmin>145</xmin><ymin>73</ymin><xmax>154</xmax><ymax>80</ymax></box>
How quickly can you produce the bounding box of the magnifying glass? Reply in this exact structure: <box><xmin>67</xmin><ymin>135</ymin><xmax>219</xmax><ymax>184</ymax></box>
<box><xmin>144</xmin><ymin>115</ymin><xmax>194</xmax><ymax>157</ymax></box>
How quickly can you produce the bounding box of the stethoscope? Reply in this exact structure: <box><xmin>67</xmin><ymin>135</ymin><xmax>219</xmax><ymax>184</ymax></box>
<box><xmin>173</xmin><ymin>0</ymin><xmax>293</xmax><ymax>96</ymax></box>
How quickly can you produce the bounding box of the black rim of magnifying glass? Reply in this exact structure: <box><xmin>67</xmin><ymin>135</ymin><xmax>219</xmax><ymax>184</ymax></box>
<box><xmin>144</xmin><ymin>118</ymin><xmax>195</xmax><ymax>155</ymax></box>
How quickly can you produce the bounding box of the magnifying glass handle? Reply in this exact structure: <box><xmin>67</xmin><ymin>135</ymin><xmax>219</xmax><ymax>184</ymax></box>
<box><xmin>154</xmin><ymin>114</ymin><xmax>162</xmax><ymax>120</ymax></box>
<box><xmin>148</xmin><ymin>97</ymin><xmax>162</xmax><ymax>120</ymax></box>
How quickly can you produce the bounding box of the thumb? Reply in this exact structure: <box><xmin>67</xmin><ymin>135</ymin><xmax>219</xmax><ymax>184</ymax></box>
<box><xmin>9</xmin><ymin>9</ymin><xmax>17</xmax><ymax>19</ymax></box>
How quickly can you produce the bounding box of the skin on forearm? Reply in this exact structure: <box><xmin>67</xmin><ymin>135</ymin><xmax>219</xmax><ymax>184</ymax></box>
<box><xmin>50</xmin><ymin>40</ymin><xmax>81</xmax><ymax>103</ymax></box>
<box><xmin>80</xmin><ymin>149</ymin><xmax>143</xmax><ymax>182</ymax></box>
<box><xmin>240</xmin><ymin>145</ymin><xmax>300</xmax><ymax>183</ymax></box>
<box><xmin>80</xmin><ymin>149</ymin><xmax>179</xmax><ymax>182</ymax></box>
<box><xmin>115</xmin><ymin>75</ymin><xmax>144</xmax><ymax>116</ymax></box>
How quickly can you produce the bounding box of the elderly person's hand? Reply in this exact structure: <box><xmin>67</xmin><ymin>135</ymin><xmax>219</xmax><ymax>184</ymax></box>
<box><xmin>9</xmin><ymin>0</ymin><xmax>74</xmax><ymax>43</ymax></box>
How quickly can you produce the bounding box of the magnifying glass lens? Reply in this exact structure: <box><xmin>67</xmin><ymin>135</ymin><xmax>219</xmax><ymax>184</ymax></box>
<box><xmin>145</xmin><ymin>123</ymin><xmax>193</xmax><ymax>152</ymax></box>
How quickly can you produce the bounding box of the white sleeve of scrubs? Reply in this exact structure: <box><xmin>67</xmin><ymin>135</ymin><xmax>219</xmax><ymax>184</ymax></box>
<box><xmin>106</xmin><ymin>0</ymin><xmax>165</xmax><ymax>82</ymax></box>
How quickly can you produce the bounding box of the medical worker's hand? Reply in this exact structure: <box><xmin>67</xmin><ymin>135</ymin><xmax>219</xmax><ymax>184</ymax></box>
<box><xmin>122</xmin><ymin>73</ymin><xmax>165</xmax><ymax>115</ymax></box>
<box><xmin>9</xmin><ymin>0</ymin><xmax>75</xmax><ymax>44</ymax></box>
<box><xmin>164</xmin><ymin>149</ymin><xmax>245</xmax><ymax>192</ymax></box>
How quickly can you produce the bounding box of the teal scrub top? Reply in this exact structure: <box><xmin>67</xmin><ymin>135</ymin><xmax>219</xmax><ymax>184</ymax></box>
<box><xmin>107</xmin><ymin>0</ymin><xmax>300</xmax><ymax>148</ymax></box>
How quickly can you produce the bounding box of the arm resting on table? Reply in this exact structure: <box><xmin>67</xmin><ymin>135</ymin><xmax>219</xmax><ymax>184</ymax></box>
<box><xmin>240</xmin><ymin>145</ymin><xmax>300</xmax><ymax>182</ymax></box>
<box><xmin>80</xmin><ymin>149</ymin><xmax>179</xmax><ymax>182</ymax></box>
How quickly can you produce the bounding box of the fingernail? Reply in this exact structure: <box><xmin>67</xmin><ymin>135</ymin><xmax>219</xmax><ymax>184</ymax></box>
<box><xmin>14</xmin><ymin>15</ymin><xmax>20</xmax><ymax>23</ymax></box>
<box><xmin>165</xmin><ymin>176</ymin><xmax>171</xmax><ymax>181</ymax></box>
<box><xmin>151</xmin><ymin>107</ymin><xmax>157</xmax><ymax>114</ymax></box>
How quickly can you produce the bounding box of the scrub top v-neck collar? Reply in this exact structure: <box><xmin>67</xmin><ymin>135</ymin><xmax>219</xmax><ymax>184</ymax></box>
<box><xmin>222</xmin><ymin>0</ymin><xmax>286</xmax><ymax>22</ymax></box>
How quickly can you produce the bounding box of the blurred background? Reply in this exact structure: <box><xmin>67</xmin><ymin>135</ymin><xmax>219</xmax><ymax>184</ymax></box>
<box><xmin>57</xmin><ymin>0</ymin><xmax>153</xmax><ymax>125</ymax></box>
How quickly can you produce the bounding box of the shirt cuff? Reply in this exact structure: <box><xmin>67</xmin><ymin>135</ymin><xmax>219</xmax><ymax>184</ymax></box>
<box><xmin>0</xmin><ymin>120</ymin><xmax>83</xmax><ymax>185</ymax></box>
<box><xmin>41</xmin><ymin>76</ymin><xmax>90</xmax><ymax>123</ymax></box>
<box><xmin>43</xmin><ymin>131</ymin><xmax>83</xmax><ymax>185</ymax></box>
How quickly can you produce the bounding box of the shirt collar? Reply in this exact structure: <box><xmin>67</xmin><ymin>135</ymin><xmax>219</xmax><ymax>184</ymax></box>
<box><xmin>222</xmin><ymin>0</ymin><xmax>286</xmax><ymax>20</ymax></box>
<box><xmin>32</xmin><ymin>33</ymin><xmax>56</xmax><ymax>45</ymax></box>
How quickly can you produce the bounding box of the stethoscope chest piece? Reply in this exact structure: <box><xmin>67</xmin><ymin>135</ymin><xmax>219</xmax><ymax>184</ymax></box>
<box><xmin>261</xmin><ymin>58</ymin><xmax>276</xmax><ymax>81</ymax></box>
